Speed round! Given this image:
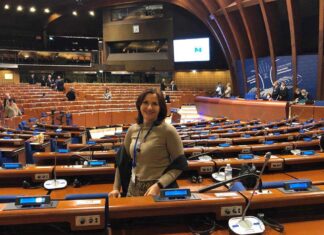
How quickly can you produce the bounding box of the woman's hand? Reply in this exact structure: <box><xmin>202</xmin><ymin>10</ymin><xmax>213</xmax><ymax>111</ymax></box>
<box><xmin>144</xmin><ymin>183</ymin><xmax>160</xmax><ymax>196</ymax></box>
<box><xmin>109</xmin><ymin>189</ymin><xmax>121</xmax><ymax>198</ymax></box>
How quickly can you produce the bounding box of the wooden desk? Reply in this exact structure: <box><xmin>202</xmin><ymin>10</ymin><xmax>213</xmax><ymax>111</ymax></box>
<box><xmin>195</xmin><ymin>97</ymin><xmax>288</xmax><ymax>122</ymax></box>
<box><xmin>0</xmin><ymin>199</ymin><xmax>106</xmax><ymax>231</ymax></box>
<box><xmin>33</xmin><ymin>150</ymin><xmax>116</xmax><ymax>165</ymax></box>
<box><xmin>286</xmin><ymin>169</ymin><xmax>324</xmax><ymax>184</ymax></box>
<box><xmin>213</xmin><ymin>155</ymin><xmax>284</xmax><ymax>171</ymax></box>
<box><xmin>50</xmin><ymin>183</ymin><xmax>113</xmax><ymax>200</ymax></box>
<box><xmin>0</xmin><ymin>186</ymin><xmax>48</xmax><ymax>196</ymax></box>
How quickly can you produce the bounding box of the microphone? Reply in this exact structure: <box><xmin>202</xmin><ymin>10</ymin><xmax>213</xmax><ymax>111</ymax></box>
<box><xmin>319</xmin><ymin>134</ymin><xmax>324</xmax><ymax>152</ymax></box>
<box><xmin>43</xmin><ymin>136</ymin><xmax>67</xmax><ymax>190</ymax></box>
<box><xmin>228</xmin><ymin>152</ymin><xmax>271</xmax><ymax>235</ymax></box>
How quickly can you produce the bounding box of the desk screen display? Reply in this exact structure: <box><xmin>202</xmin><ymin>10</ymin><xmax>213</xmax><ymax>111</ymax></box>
<box><xmin>301</xmin><ymin>150</ymin><xmax>315</xmax><ymax>156</ymax></box>
<box><xmin>16</xmin><ymin>196</ymin><xmax>50</xmax><ymax>206</ymax></box>
<box><xmin>89</xmin><ymin>160</ymin><xmax>106</xmax><ymax>167</ymax></box>
<box><xmin>162</xmin><ymin>189</ymin><xmax>190</xmax><ymax>198</ymax></box>
<box><xmin>285</xmin><ymin>181</ymin><xmax>311</xmax><ymax>190</ymax></box>
<box><xmin>2</xmin><ymin>163</ymin><xmax>22</xmax><ymax>169</ymax></box>
<box><xmin>239</xmin><ymin>154</ymin><xmax>254</xmax><ymax>160</ymax></box>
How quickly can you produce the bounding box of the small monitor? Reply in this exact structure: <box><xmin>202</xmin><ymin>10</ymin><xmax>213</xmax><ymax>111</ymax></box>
<box><xmin>2</xmin><ymin>163</ymin><xmax>23</xmax><ymax>169</ymax></box>
<box><xmin>219</xmin><ymin>143</ymin><xmax>231</xmax><ymax>147</ymax></box>
<box><xmin>88</xmin><ymin>160</ymin><xmax>106</xmax><ymax>167</ymax></box>
<box><xmin>160</xmin><ymin>188</ymin><xmax>191</xmax><ymax>199</ymax></box>
<box><xmin>284</xmin><ymin>180</ymin><xmax>311</xmax><ymax>191</ymax></box>
<box><xmin>15</xmin><ymin>196</ymin><xmax>50</xmax><ymax>207</ymax></box>
<box><xmin>300</xmin><ymin>150</ymin><xmax>315</xmax><ymax>156</ymax></box>
<box><xmin>238</xmin><ymin>154</ymin><xmax>254</xmax><ymax>160</ymax></box>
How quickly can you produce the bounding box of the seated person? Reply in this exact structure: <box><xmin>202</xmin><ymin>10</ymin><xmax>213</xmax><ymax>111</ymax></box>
<box><xmin>66</xmin><ymin>87</ymin><xmax>76</xmax><ymax>101</ymax></box>
<box><xmin>4</xmin><ymin>99</ymin><xmax>22</xmax><ymax>118</ymax></box>
<box><xmin>103</xmin><ymin>88</ymin><xmax>112</xmax><ymax>100</ymax></box>
<box><xmin>298</xmin><ymin>89</ymin><xmax>309</xmax><ymax>103</ymax></box>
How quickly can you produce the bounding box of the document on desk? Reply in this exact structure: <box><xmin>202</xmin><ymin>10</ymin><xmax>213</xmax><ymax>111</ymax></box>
<box><xmin>76</xmin><ymin>200</ymin><xmax>101</xmax><ymax>205</ymax></box>
<box><xmin>215</xmin><ymin>192</ymin><xmax>238</xmax><ymax>197</ymax></box>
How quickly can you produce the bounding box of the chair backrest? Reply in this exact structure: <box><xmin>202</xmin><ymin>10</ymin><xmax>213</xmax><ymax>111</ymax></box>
<box><xmin>229</xmin><ymin>182</ymin><xmax>246</xmax><ymax>192</ymax></box>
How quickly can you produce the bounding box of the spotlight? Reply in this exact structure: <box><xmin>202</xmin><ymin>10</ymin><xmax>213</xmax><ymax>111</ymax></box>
<box><xmin>89</xmin><ymin>10</ymin><xmax>95</xmax><ymax>16</ymax></box>
<box><xmin>17</xmin><ymin>5</ymin><xmax>23</xmax><ymax>12</ymax></box>
<box><xmin>30</xmin><ymin>6</ymin><xmax>36</xmax><ymax>13</ymax></box>
<box><xmin>44</xmin><ymin>8</ymin><xmax>50</xmax><ymax>13</ymax></box>
<box><xmin>72</xmin><ymin>11</ymin><xmax>78</xmax><ymax>16</ymax></box>
<box><xmin>4</xmin><ymin>4</ymin><xmax>10</xmax><ymax>10</ymax></box>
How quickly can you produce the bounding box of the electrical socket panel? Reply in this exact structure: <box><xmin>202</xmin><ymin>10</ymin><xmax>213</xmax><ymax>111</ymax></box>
<box><xmin>200</xmin><ymin>166</ymin><xmax>213</xmax><ymax>173</ymax></box>
<box><xmin>34</xmin><ymin>173</ymin><xmax>50</xmax><ymax>181</ymax></box>
<box><xmin>221</xmin><ymin>206</ymin><xmax>243</xmax><ymax>216</ymax></box>
<box><xmin>75</xmin><ymin>215</ymin><xmax>101</xmax><ymax>226</ymax></box>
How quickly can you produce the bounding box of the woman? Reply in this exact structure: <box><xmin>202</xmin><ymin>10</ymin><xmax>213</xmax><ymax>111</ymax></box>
<box><xmin>224</xmin><ymin>83</ymin><xmax>232</xmax><ymax>98</ymax></box>
<box><xmin>110</xmin><ymin>89</ymin><xmax>187</xmax><ymax>197</ymax></box>
<box><xmin>5</xmin><ymin>99</ymin><xmax>22</xmax><ymax>118</ymax></box>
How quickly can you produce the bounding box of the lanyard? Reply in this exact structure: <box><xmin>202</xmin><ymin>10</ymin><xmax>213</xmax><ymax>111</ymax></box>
<box><xmin>132</xmin><ymin>124</ymin><xmax>154</xmax><ymax>168</ymax></box>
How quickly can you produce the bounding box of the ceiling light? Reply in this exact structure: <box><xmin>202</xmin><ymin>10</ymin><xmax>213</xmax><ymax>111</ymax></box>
<box><xmin>30</xmin><ymin>6</ymin><xmax>36</xmax><ymax>13</ymax></box>
<box><xmin>44</xmin><ymin>8</ymin><xmax>50</xmax><ymax>13</ymax></box>
<box><xmin>17</xmin><ymin>5</ymin><xmax>23</xmax><ymax>11</ymax></box>
<box><xmin>89</xmin><ymin>11</ymin><xmax>95</xmax><ymax>16</ymax></box>
<box><xmin>72</xmin><ymin>11</ymin><xmax>78</xmax><ymax>16</ymax></box>
<box><xmin>4</xmin><ymin>4</ymin><xmax>10</xmax><ymax>10</ymax></box>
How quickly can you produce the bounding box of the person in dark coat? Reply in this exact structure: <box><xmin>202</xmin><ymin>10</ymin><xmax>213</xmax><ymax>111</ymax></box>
<box><xmin>278</xmin><ymin>81</ymin><xmax>288</xmax><ymax>101</ymax></box>
<box><xmin>271</xmin><ymin>81</ymin><xmax>280</xmax><ymax>100</ymax></box>
<box><xmin>66</xmin><ymin>87</ymin><xmax>76</xmax><ymax>101</ymax></box>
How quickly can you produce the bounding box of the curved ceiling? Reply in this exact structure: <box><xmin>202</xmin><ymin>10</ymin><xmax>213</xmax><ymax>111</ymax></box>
<box><xmin>1</xmin><ymin>0</ymin><xmax>323</xmax><ymax>98</ymax></box>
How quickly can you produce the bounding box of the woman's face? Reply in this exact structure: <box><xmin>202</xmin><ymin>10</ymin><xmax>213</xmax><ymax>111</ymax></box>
<box><xmin>140</xmin><ymin>93</ymin><xmax>160</xmax><ymax>124</ymax></box>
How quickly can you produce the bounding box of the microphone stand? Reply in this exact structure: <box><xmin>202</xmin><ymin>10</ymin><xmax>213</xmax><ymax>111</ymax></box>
<box><xmin>228</xmin><ymin>152</ymin><xmax>271</xmax><ymax>235</ymax></box>
<box><xmin>43</xmin><ymin>137</ymin><xmax>67</xmax><ymax>190</ymax></box>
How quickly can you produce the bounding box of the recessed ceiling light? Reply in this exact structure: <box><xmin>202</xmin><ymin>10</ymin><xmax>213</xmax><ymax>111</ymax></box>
<box><xmin>44</xmin><ymin>8</ymin><xmax>50</xmax><ymax>13</ymax></box>
<box><xmin>89</xmin><ymin>11</ymin><xmax>95</xmax><ymax>16</ymax></box>
<box><xmin>30</xmin><ymin>6</ymin><xmax>36</xmax><ymax>13</ymax></box>
<box><xmin>4</xmin><ymin>4</ymin><xmax>10</xmax><ymax>10</ymax></box>
<box><xmin>17</xmin><ymin>5</ymin><xmax>23</xmax><ymax>11</ymax></box>
<box><xmin>72</xmin><ymin>11</ymin><xmax>78</xmax><ymax>16</ymax></box>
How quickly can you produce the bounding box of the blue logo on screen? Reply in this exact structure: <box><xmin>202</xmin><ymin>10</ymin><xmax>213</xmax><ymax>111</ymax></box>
<box><xmin>194</xmin><ymin>47</ymin><xmax>202</xmax><ymax>53</ymax></box>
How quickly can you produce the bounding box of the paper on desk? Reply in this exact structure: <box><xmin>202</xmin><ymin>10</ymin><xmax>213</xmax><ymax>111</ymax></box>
<box><xmin>76</xmin><ymin>199</ymin><xmax>101</xmax><ymax>205</ymax></box>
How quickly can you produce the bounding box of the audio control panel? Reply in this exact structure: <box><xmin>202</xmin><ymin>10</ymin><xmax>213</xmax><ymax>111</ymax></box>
<box><xmin>75</xmin><ymin>215</ymin><xmax>101</xmax><ymax>227</ymax></box>
<box><xmin>221</xmin><ymin>206</ymin><xmax>243</xmax><ymax>216</ymax></box>
<box><xmin>34</xmin><ymin>173</ymin><xmax>50</xmax><ymax>181</ymax></box>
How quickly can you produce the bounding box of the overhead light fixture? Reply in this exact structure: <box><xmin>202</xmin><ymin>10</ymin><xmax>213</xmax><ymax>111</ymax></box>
<box><xmin>30</xmin><ymin>6</ymin><xmax>36</xmax><ymax>13</ymax></box>
<box><xmin>89</xmin><ymin>10</ymin><xmax>95</xmax><ymax>16</ymax></box>
<box><xmin>17</xmin><ymin>5</ymin><xmax>23</xmax><ymax>12</ymax></box>
<box><xmin>192</xmin><ymin>70</ymin><xmax>197</xmax><ymax>73</ymax></box>
<box><xmin>4</xmin><ymin>4</ymin><xmax>10</xmax><ymax>10</ymax></box>
<box><xmin>72</xmin><ymin>11</ymin><xmax>78</xmax><ymax>16</ymax></box>
<box><xmin>44</xmin><ymin>8</ymin><xmax>50</xmax><ymax>13</ymax></box>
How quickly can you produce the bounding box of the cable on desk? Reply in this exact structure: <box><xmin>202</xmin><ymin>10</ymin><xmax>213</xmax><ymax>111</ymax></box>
<box><xmin>186</xmin><ymin>214</ymin><xmax>223</xmax><ymax>235</ymax></box>
<box><xmin>257</xmin><ymin>213</ymin><xmax>284</xmax><ymax>233</ymax></box>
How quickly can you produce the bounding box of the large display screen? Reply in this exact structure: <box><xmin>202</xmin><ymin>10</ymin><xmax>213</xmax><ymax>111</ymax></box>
<box><xmin>173</xmin><ymin>38</ymin><xmax>210</xmax><ymax>62</ymax></box>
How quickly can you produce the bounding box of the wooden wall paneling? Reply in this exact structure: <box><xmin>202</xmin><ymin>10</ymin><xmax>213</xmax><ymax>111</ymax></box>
<box><xmin>258</xmin><ymin>0</ymin><xmax>277</xmax><ymax>82</ymax></box>
<box><xmin>286</xmin><ymin>0</ymin><xmax>299</xmax><ymax>90</ymax></box>
<box><xmin>317</xmin><ymin>0</ymin><xmax>324</xmax><ymax>99</ymax></box>
<box><xmin>236</xmin><ymin>0</ymin><xmax>260</xmax><ymax>97</ymax></box>
<box><xmin>217</xmin><ymin>0</ymin><xmax>249</xmax><ymax>94</ymax></box>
